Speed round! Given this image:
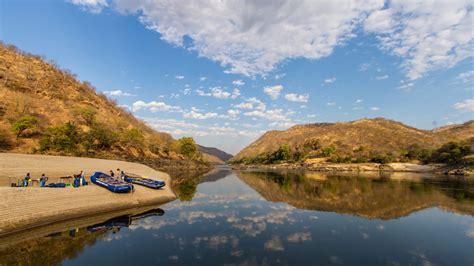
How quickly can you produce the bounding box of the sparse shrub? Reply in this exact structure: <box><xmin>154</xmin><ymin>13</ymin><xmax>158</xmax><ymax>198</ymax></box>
<box><xmin>39</xmin><ymin>122</ymin><xmax>80</xmax><ymax>153</ymax></box>
<box><xmin>0</xmin><ymin>129</ymin><xmax>13</xmax><ymax>150</ymax></box>
<box><xmin>11</xmin><ymin>115</ymin><xmax>39</xmax><ymax>138</ymax></box>
<box><xmin>122</xmin><ymin>128</ymin><xmax>144</xmax><ymax>147</ymax></box>
<box><xmin>354</xmin><ymin>156</ymin><xmax>368</xmax><ymax>163</ymax></box>
<box><xmin>74</xmin><ymin>106</ymin><xmax>97</xmax><ymax>126</ymax></box>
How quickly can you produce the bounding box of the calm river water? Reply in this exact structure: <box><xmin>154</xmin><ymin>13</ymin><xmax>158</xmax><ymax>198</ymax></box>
<box><xmin>1</xmin><ymin>167</ymin><xmax>473</xmax><ymax>265</ymax></box>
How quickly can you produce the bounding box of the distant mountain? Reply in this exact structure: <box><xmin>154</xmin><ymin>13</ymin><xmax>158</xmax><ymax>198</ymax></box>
<box><xmin>231</xmin><ymin>118</ymin><xmax>474</xmax><ymax>163</ymax></box>
<box><xmin>198</xmin><ymin>145</ymin><xmax>233</xmax><ymax>164</ymax></box>
<box><xmin>0</xmin><ymin>43</ymin><xmax>211</xmax><ymax>169</ymax></box>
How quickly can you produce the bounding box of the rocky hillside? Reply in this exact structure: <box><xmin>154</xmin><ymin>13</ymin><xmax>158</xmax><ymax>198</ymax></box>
<box><xmin>0</xmin><ymin>43</ymin><xmax>222</xmax><ymax>169</ymax></box>
<box><xmin>231</xmin><ymin>118</ymin><xmax>474</xmax><ymax>164</ymax></box>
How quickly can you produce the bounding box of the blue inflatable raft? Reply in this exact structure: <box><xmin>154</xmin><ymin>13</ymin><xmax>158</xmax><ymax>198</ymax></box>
<box><xmin>123</xmin><ymin>173</ymin><xmax>165</xmax><ymax>189</ymax></box>
<box><xmin>90</xmin><ymin>172</ymin><xmax>134</xmax><ymax>193</ymax></box>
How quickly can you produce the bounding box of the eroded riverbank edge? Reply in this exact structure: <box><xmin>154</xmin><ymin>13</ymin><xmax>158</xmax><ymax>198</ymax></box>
<box><xmin>0</xmin><ymin>153</ymin><xmax>177</xmax><ymax>237</ymax></box>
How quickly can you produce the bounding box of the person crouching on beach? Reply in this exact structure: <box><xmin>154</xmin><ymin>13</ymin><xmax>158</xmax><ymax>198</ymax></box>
<box><xmin>110</xmin><ymin>170</ymin><xmax>115</xmax><ymax>177</ymax></box>
<box><xmin>23</xmin><ymin>173</ymin><xmax>31</xmax><ymax>187</ymax></box>
<box><xmin>39</xmin><ymin>174</ymin><xmax>48</xmax><ymax>187</ymax></box>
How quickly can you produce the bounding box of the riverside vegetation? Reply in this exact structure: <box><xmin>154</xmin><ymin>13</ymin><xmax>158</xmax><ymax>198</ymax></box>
<box><xmin>0</xmin><ymin>43</ymin><xmax>229</xmax><ymax>169</ymax></box>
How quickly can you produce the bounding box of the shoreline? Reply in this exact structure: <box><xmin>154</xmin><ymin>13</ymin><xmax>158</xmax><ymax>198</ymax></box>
<box><xmin>231</xmin><ymin>162</ymin><xmax>474</xmax><ymax>176</ymax></box>
<box><xmin>0</xmin><ymin>153</ymin><xmax>177</xmax><ymax>236</ymax></box>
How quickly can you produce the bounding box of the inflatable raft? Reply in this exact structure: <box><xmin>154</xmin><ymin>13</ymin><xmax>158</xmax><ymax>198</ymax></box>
<box><xmin>123</xmin><ymin>172</ymin><xmax>165</xmax><ymax>189</ymax></box>
<box><xmin>90</xmin><ymin>172</ymin><xmax>134</xmax><ymax>193</ymax></box>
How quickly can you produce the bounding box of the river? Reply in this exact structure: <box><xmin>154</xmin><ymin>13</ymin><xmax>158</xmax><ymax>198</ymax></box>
<box><xmin>1</xmin><ymin>167</ymin><xmax>473</xmax><ymax>265</ymax></box>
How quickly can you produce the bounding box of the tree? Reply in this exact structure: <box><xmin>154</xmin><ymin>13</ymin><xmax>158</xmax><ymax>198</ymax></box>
<box><xmin>321</xmin><ymin>144</ymin><xmax>336</xmax><ymax>157</ymax></box>
<box><xmin>271</xmin><ymin>144</ymin><xmax>291</xmax><ymax>162</ymax></box>
<box><xmin>122</xmin><ymin>128</ymin><xmax>144</xmax><ymax>147</ymax></box>
<box><xmin>178</xmin><ymin>137</ymin><xmax>198</xmax><ymax>158</ymax></box>
<box><xmin>11</xmin><ymin>115</ymin><xmax>39</xmax><ymax>138</ymax></box>
<box><xmin>431</xmin><ymin>141</ymin><xmax>470</xmax><ymax>165</ymax></box>
<box><xmin>83</xmin><ymin>123</ymin><xmax>118</xmax><ymax>150</ymax></box>
<box><xmin>39</xmin><ymin>122</ymin><xmax>79</xmax><ymax>153</ymax></box>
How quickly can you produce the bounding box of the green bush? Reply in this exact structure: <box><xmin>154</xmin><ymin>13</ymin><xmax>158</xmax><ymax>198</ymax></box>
<box><xmin>11</xmin><ymin>115</ymin><xmax>39</xmax><ymax>138</ymax></box>
<box><xmin>84</xmin><ymin>123</ymin><xmax>118</xmax><ymax>150</ymax></box>
<box><xmin>431</xmin><ymin>141</ymin><xmax>470</xmax><ymax>165</ymax></box>
<box><xmin>371</xmin><ymin>154</ymin><xmax>394</xmax><ymax>164</ymax></box>
<box><xmin>178</xmin><ymin>137</ymin><xmax>199</xmax><ymax>158</ymax></box>
<box><xmin>39</xmin><ymin>122</ymin><xmax>80</xmax><ymax>153</ymax></box>
<box><xmin>321</xmin><ymin>144</ymin><xmax>336</xmax><ymax>157</ymax></box>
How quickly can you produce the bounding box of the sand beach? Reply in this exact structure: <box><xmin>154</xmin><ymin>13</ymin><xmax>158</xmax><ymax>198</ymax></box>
<box><xmin>0</xmin><ymin>153</ymin><xmax>176</xmax><ymax>236</ymax></box>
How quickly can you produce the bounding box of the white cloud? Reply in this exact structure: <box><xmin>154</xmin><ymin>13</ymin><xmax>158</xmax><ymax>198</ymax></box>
<box><xmin>227</xmin><ymin>109</ymin><xmax>241</xmax><ymax>119</ymax></box>
<box><xmin>197</xmin><ymin>87</ymin><xmax>240</xmax><ymax>99</ymax></box>
<box><xmin>453</xmin><ymin>98</ymin><xmax>474</xmax><ymax>112</ymax></box>
<box><xmin>69</xmin><ymin>0</ymin><xmax>107</xmax><ymax>13</ymax></box>
<box><xmin>175</xmin><ymin>75</ymin><xmax>184</xmax><ymax>80</ymax></box>
<box><xmin>371</xmin><ymin>106</ymin><xmax>380</xmax><ymax>111</ymax></box>
<box><xmin>366</xmin><ymin>1</ymin><xmax>474</xmax><ymax>80</ymax></box>
<box><xmin>264</xmin><ymin>85</ymin><xmax>283</xmax><ymax>100</ymax></box>
<box><xmin>112</xmin><ymin>0</ymin><xmax>383</xmax><ymax>76</ymax></box>
<box><xmin>285</xmin><ymin>93</ymin><xmax>309</xmax><ymax>103</ymax></box>
<box><xmin>244</xmin><ymin>109</ymin><xmax>292</xmax><ymax>122</ymax></box>
<box><xmin>269</xmin><ymin>122</ymin><xmax>295</xmax><ymax>128</ymax></box>
<box><xmin>232</xmin><ymin>80</ymin><xmax>245</xmax><ymax>86</ymax></box>
<box><xmin>326</xmin><ymin>102</ymin><xmax>336</xmax><ymax>106</ymax></box>
<box><xmin>183</xmin><ymin>110</ymin><xmax>218</xmax><ymax>120</ymax></box>
<box><xmin>132</xmin><ymin>100</ymin><xmax>181</xmax><ymax>112</ymax></box>
<box><xmin>200</xmin><ymin>76</ymin><xmax>207</xmax><ymax>81</ymax></box>
<box><xmin>324</xmin><ymin>77</ymin><xmax>336</xmax><ymax>84</ymax></box>
<box><xmin>375</xmin><ymin>74</ymin><xmax>389</xmax><ymax>80</ymax></box>
<box><xmin>457</xmin><ymin>70</ymin><xmax>474</xmax><ymax>83</ymax></box>
<box><xmin>264</xmin><ymin>236</ymin><xmax>284</xmax><ymax>251</ymax></box>
<box><xmin>355</xmin><ymin>99</ymin><xmax>363</xmax><ymax>103</ymax></box>
<box><xmin>234</xmin><ymin>97</ymin><xmax>266</xmax><ymax>111</ymax></box>
<box><xmin>397</xmin><ymin>82</ymin><xmax>414</xmax><ymax>91</ymax></box>
<box><xmin>76</xmin><ymin>1</ymin><xmax>473</xmax><ymax>79</ymax></box>
<box><xmin>103</xmin><ymin>90</ymin><xmax>134</xmax><ymax>97</ymax></box>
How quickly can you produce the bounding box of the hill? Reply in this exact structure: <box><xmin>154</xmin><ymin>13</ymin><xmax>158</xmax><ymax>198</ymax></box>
<box><xmin>231</xmin><ymin>118</ymin><xmax>474</xmax><ymax>164</ymax></box>
<box><xmin>198</xmin><ymin>145</ymin><xmax>233</xmax><ymax>164</ymax></box>
<box><xmin>0</xmin><ymin>43</ymin><xmax>219</xmax><ymax>169</ymax></box>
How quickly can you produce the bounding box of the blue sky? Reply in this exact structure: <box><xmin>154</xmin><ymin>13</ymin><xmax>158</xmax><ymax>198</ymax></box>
<box><xmin>1</xmin><ymin>0</ymin><xmax>473</xmax><ymax>154</ymax></box>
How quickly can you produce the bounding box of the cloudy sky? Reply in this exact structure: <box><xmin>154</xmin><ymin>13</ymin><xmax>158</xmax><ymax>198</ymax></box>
<box><xmin>2</xmin><ymin>0</ymin><xmax>473</xmax><ymax>154</ymax></box>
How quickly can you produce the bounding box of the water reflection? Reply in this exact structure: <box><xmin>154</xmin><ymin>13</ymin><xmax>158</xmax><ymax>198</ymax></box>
<box><xmin>1</xmin><ymin>169</ymin><xmax>473</xmax><ymax>265</ymax></box>
<box><xmin>235</xmin><ymin>170</ymin><xmax>474</xmax><ymax>219</ymax></box>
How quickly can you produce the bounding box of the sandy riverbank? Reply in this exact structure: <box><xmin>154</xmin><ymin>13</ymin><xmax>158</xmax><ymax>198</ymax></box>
<box><xmin>0</xmin><ymin>153</ymin><xmax>176</xmax><ymax>236</ymax></box>
<box><xmin>232</xmin><ymin>162</ymin><xmax>474</xmax><ymax>176</ymax></box>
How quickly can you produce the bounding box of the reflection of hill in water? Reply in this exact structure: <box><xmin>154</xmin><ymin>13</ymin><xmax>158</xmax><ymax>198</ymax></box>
<box><xmin>169</xmin><ymin>168</ymin><xmax>231</xmax><ymax>201</ymax></box>
<box><xmin>0</xmin><ymin>208</ymin><xmax>164</xmax><ymax>265</ymax></box>
<box><xmin>235</xmin><ymin>171</ymin><xmax>474</xmax><ymax>219</ymax></box>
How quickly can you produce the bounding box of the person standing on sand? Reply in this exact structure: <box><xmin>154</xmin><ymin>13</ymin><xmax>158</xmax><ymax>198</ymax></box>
<box><xmin>39</xmin><ymin>174</ymin><xmax>48</xmax><ymax>187</ymax></box>
<box><xmin>116</xmin><ymin>168</ymin><xmax>124</xmax><ymax>180</ymax></box>
<box><xmin>110</xmin><ymin>170</ymin><xmax>115</xmax><ymax>177</ymax></box>
<box><xmin>23</xmin><ymin>173</ymin><xmax>31</xmax><ymax>187</ymax></box>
